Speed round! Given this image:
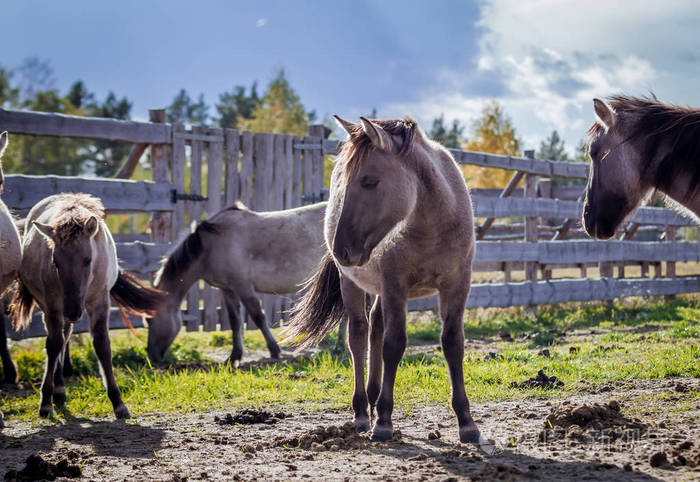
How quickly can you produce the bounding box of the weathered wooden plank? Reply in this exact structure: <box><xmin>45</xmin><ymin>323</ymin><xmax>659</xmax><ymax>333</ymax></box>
<box><xmin>283</xmin><ymin>135</ymin><xmax>293</xmax><ymax>209</ymax></box>
<box><xmin>171</xmin><ymin>123</ymin><xmax>187</xmax><ymax>234</ymax></box>
<box><xmin>292</xmin><ymin>135</ymin><xmax>302</xmax><ymax>207</ymax></box>
<box><xmin>7</xmin><ymin>309</ymin><xmax>147</xmax><ymax>340</ymax></box>
<box><xmin>451</xmin><ymin>149</ymin><xmax>590</xmax><ymax>179</ymax></box>
<box><xmin>476</xmin><ymin>171</ymin><xmax>524</xmax><ymax>240</ymax></box>
<box><xmin>253</xmin><ymin>133</ymin><xmax>274</xmax><ymax>211</ymax></box>
<box><xmin>186</xmin><ymin>126</ymin><xmax>204</xmax><ymax>332</ymax></box>
<box><xmin>0</xmin><ymin>108</ymin><xmax>171</xmax><ymax>144</ymax></box>
<box><xmin>273</xmin><ymin>134</ymin><xmax>285</xmax><ymax>210</ymax></box>
<box><xmin>475</xmin><ymin>240</ymin><xmax>700</xmax><ymax>264</ymax></box>
<box><xmin>302</xmin><ymin>135</ymin><xmax>314</xmax><ymax>202</ymax></box>
<box><xmin>239</xmin><ymin>131</ymin><xmax>253</xmax><ymax>207</ymax></box>
<box><xmin>523</xmin><ymin>152</ymin><xmax>538</xmax><ymax>283</ymax></box>
<box><xmin>204</xmin><ymin>128</ymin><xmax>224</xmax><ymax>332</ymax></box>
<box><xmin>149</xmin><ymin>110</ymin><xmax>171</xmax><ymax>243</ymax></box>
<box><xmin>2</xmin><ymin>175</ymin><xmax>174</xmax><ymax>212</ymax></box>
<box><xmin>471</xmin><ymin>196</ymin><xmax>695</xmax><ymax>226</ymax></box>
<box><xmin>407</xmin><ymin>276</ymin><xmax>700</xmax><ymax>311</ymax></box>
<box><xmin>224</xmin><ymin>129</ymin><xmax>240</xmax><ymax>206</ymax></box>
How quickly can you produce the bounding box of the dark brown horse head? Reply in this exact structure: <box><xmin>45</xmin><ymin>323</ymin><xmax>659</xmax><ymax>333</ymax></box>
<box><xmin>33</xmin><ymin>216</ymin><xmax>99</xmax><ymax>322</ymax></box>
<box><xmin>330</xmin><ymin>116</ymin><xmax>419</xmax><ymax>266</ymax></box>
<box><xmin>582</xmin><ymin>98</ymin><xmax>650</xmax><ymax>239</ymax></box>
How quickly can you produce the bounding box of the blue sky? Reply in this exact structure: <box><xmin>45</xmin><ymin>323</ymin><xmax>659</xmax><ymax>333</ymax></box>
<box><xmin>2</xmin><ymin>0</ymin><xmax>699</xmax><ymax>154</ymax></box>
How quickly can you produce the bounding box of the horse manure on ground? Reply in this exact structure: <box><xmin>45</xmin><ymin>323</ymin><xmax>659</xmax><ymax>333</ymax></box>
<box><xmin>274</xmin><ymin>422</ymin><xmax>398</xmax><ymax>451</ymax></box>
<box><xmin>214</xmin><ymin>409</ymin><xmax>290</xmax><ymax>426</ymax></box>
<box><xmin>648</xmin><ymin>440</ymin><xmax>700</xmax><ymax>468</ymax></box>
<box><xmin>511</xmin><ymin>369</ymin><xmax>564</xmax><ymax>389</ymax></box>
<box><xmin>538</xmin><ymin>400</ymin><xmax>648</xmax><ymax>444</ymax></box>
<box><xmin>4</xmin><ymin>453</ymin><xmax>82</xmax><ymax>481</ymax></box>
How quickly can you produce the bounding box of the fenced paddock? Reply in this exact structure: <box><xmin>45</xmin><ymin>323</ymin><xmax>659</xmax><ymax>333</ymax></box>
<box><xmin>1</xmin><ymin>107</ymin><xmax>698</xmax><ymax>340</ymax></box>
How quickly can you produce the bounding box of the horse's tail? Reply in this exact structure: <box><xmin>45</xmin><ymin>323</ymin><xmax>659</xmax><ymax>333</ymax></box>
<box><xmin>8</xmin><ymin>279</ymin><xmax>35</xmax><ymax>331</ymax></box>
<box><xmin>153</xmin><ymin>220</ymin><xmax>218</xmax><ymax>287</ymax></box>
<box><xmin>110</xmin><ymin>271</ymin><xmax>166</xmax><ymax>322</ymax></box>
<box><xmin>282</xmin><ymin>253</ymin><xmax>345</xmax><ymax>350</ymax></box>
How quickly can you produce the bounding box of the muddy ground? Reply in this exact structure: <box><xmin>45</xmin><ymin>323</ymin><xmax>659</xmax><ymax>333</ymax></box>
<box><xmin>1</xmin><ymin>377</ymin><xmax>698</xmax><ymax>481</ymax></box>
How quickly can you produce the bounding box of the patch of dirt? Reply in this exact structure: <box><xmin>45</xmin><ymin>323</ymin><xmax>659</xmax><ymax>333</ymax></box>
<box><xmin>1</xmin><ymin>378</ymin><xmax>699</xmax><ymax>481</ymax></box>
<box><xmin>511</xmin><ymin>369</ymin><xmax>564</xmax><ymax>389</ymax></box>
<box><xmin>215</xmin><ymin>409</ymin><xmax>290</xmax><ymax>426</ymax></box>
<box><xmin>4</xmin><ymin>453</ymin><xmax>82</xmax><ymax>481</ymax></box>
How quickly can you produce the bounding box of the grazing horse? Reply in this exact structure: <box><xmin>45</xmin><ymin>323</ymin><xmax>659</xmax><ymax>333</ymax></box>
<box><xmin>583</xmin><ymin>96</ymin><xmax>700</xmax><ymax>238</ymax></box>
<box><xmin>0</xmin><ymin>133</ymin><xmax>22</xmax><ymax>428</ymax></box>
<box><xmin>284</xmin><ymin>116</ymin><xmax>485</xmax><ymax>447</ymax></box>
<box><xmin>146</xmin><ymin>201</ymin><xmax>326</xmax><ymax>364</ymax></box>
<box><xmin>9</xmin><ymin>193</ymin><xmax>165</xmax><ymax>419</ymax></box>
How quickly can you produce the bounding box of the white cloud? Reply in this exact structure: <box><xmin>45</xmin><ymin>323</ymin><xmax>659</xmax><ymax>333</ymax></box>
<box><xmin>256</xmin><ymin>18</ymin><xmax>267</xmax><ymax>28</ymax></box>
<box><xmin>382</xmin><ymin>0</ymin><xmax>700</xmax><ymax>154</ymax></box>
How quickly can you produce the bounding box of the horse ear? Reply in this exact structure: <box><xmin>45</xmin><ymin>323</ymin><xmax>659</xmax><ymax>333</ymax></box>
<box><xmin>593</xmin><ymin>99</ymin><xmax>615</xmax><ymax>129</ymax></box>
<box><xmin>359</xmin><ymin>117</ymin><xmax>395</xmax><ymax>152</ymax></box>
<box><xmin>333</xmin><ymin>115</ymin><xmax>358</xmax><ymax>136</ymax></box>
<box><xmin>85</xmin><ymin>216</ymin><xmax>99</xmax><ymax>238</ymax></box>
<box><xmin>0</xmin><ymin>132</ymin><xmax>8</xmax><ymax>158</ymax></box>
<box><xmin>33</xmin><ymin>221</ymin><xmax>56</xmax><ymax>242</ymax></box>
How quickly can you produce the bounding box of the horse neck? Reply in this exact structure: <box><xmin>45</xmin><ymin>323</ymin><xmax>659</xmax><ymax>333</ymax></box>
<box><xmin>658</xmin><ymin>181</ymin><xmax>700</xmax><ymax>220</ymax></box>
<box><xmin>157</xmin><ymin>260</ymin><xmax>203</xmax><ymax>306</ymax></box>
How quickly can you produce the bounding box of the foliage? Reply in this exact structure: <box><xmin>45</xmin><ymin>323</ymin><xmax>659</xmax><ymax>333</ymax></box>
<box><xmin>537</xmin><ymin>130</ymin><xmax>569</xmax><ymax>161</ymax></box>
<box><xmin>238</xmin><ymin>70</ymin><xmax>310</xmax><ymax>136</ymax></box>
<box><xmin>462</xmin><ymin>101</ymin><xmax>522</xmax><ymax>188</ymax></box>
<box><xmin>215</xmin><ymin>83</ymin><xmax>261</xmax><ymax>129</ymax></box>
<box><xmin>428</xmin><ymin>114</ymin><xmax>465</xmax><ymax>149</ymax></box>
<box><xmin>166</xmin><ymin>89</ymin><xmax>209</xmax><ymax>126</ymax></box>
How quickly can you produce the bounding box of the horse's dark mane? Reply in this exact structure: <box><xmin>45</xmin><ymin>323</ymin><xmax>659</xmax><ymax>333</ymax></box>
<box><xmin>340</xmin><ymin>118</ymin><xmax>418</xmax><ymax>180</ymax></box>
<box><xmin>155</xmin><ymin>220</ymin><xmax>218</xmax><ymax>286</ymax></box>
<box><xmin>590</xmin><ymin>95</ymin><xmax>700</xmax><ymax>199</ymax></box>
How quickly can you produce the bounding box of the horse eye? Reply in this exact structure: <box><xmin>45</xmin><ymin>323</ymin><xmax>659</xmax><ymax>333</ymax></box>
<box><xmin>361</xmin><ymin>177</ymin><xmax>379</xmax><ymax>189</ymax></box>
<box><xmin>84</xmin><ymin>257</ymin><xmax>92</xmax><ymax>267</ymax></box>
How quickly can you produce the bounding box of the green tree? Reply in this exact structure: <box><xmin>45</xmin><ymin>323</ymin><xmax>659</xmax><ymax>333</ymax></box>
<box><xmin>462</xmin><ymin>101</ymin><xmax>521</xmax><ymax>188</ymax></box>
<box><xmin>66</xmin><ymin>80</ymin><xmax>94</xmax><ymax>109</ymax></box>
<box><xmin>238</xmin><ymin>70</ymin><xmax>310</xmax><ymax>136</ymax></box>
<box><xmin>85</xmin><ymin>92</ymin><xmax>133</xmax><ymax>177</ymax></box>
<box><xmin>537</xmin><ymin>130</ymin><xmax>569</xmax><ymax>161</ymax></box>
<box><xmin>0</xmin><ymin>66</ymin><xmax>19</xmax><ymax>107</ymax></box>
<box><xmin>429</xmin><ymin>114</ymin><xmax>465</xmax><ymax>149</ymax></box>
<box><xmin>167</xmin><ymin>89</ymin><xmax>209</xmax><ymax>125</ymax></box>
<box><xmin>215</xmin><ymin>83</ymin><xmax>261</xmax><ymax>129</ymax></box>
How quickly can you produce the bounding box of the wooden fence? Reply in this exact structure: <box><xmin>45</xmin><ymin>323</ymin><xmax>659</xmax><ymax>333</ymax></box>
<box><xmin>1</xmin><ymin>108</ymin><xmax>698</xmax><ymax>339</ymax></box>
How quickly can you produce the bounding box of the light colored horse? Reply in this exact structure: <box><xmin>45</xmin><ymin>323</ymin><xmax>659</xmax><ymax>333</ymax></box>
<box><xmin>284</xmin><ymin>116</ymin><xmax>486</xmax><ymax>448</ymax></box>
<box><xmin>0</xmin><ymin>132</ymin><xmax>21</xmax><ymax>428</ymax></box>
<box><xmin>583</xmin><ymin>96</ymin><xmax>700</xmax><ymax>238</ymax></box>
<box><xmin>146</xmin><ymin>201</ymin><xmax>327</xmax><ymax>364</ymax></box>
<box><xmin>9</xmin><ymin>193</ymin><xmax>165</xmax><ymax>419</ymax></box>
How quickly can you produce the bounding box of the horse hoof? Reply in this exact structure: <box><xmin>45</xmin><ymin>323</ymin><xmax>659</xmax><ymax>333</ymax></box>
<box><xmin>370</xmin><ymin>423</ymin><xmax>393</xmax><ymax>442</ymax></box>
<box><xmin>269</xmin><ymin>349</ymin><xmax>282</xmax><ymax>360</ymax></box>
<box><xmin>52</xmin><ymin>390</ymin><xmax>66</xmax><ymax>407</ymax></box>
<box><xmin>459</xmin><ymin>426</ymin><xmax>481</xmax><ymax>444</ymax></box>
<box><xmin>115</xmin><ymin>405</ymin><xmax>131</xmax><ymax>419</ymax></box>
<box><xmin>39</xmin><ymin>405</ymin><xmax>54</xmax><ymax>418</ymax></box>
<box><xmin>354</xmin><ymin>416</ymin><xmax>370</xmax><ymax>433</ymax></box>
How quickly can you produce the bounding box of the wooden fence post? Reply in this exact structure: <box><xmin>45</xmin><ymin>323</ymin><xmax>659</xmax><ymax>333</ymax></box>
<box><xmin>665</xmin><ymin>225</ymin><xmax>677</xmax><ymax>300</ymax></box>
<box><xmin>149</xmin><ymin>109</ymin><xmax>171</xmax><ymax>243</ymax></box>
<box><xmin>523</xmin><ymin>150</ymin><xmax>537</xmax><ymax>283</ymax></box>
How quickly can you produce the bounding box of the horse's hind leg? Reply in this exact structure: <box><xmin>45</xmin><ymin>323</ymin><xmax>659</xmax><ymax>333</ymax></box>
<box><xmin>62</xmin><ymin>340</ymin><xmax>73</xmax><ymax>378</ymax></box>
<box><xmin>52</xmin><ymin>324</ymin><xmax>73</xmax><ymax>408</ymax></box>
<box><xmin>0</xmin><ymin>304</ymin><xmax>18</xmax><ymax>385</ymax></box>
<box><xmin>222</xmin><ymin>290</ymin><xmax>244</xmax><ymax>365</ymax></box>
<box><xmin>340</xmin><ymin>276</ymin><xmax>370</xmax><ymax>432</ymax></box>
<box><xmin>372</xmin><ymin>286</ymin><xmax>408</xmax><ymax>442</ymax></box>
<box><xmin>366</xmin><ymin>296</ymin><xmax>383</xmax><ymax>417</ymax></box>
<box><xmin>439</xmin><ymin>276</ymin><xmax>480</xmax><ymax>444</ymax></box>
<box><xmin>88</xmin><ymin>296</ymin><xmax>129</xmax><ymax>419</ymax></box>
<box><xmin>39</xmin><ymin>312</ymin><xmax>64</xmax><ymax>418</ymax></box>
<box><xmin>237</xmin><ymin>285</ymin><xmax>281</xmax><ymax>359</ymax></box>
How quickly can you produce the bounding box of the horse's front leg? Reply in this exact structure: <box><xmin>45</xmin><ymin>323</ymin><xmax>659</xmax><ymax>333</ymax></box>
<box><xmin>366</xmin><ymin>296</ymin><xmax>383</xmax><ymax>417</ymax></box>
<box><xmin>39</xmin><ymin>311</ymin><xmax>64</xmax><ymax>418</ymax></box>
<box><xmin>88</xmin><ymin>295</ymin><xmax>129</xmax><ymax>419</ymax></box>
<box><xmin>51</xmin><ymin>323</ymin><xmax>73</xmax><ymax>408</ymax></box>
<box><xmin>222</xmin><ymin>289</ymin><xmax>244</xmax><ymax>365</ymax></box>
<box><xmin>0</xmin><ymin>304</ymin><xmax>18</xmax><ymax>385</ymax></box>
<box><xmin>371</xmin><ymin>283</ymin><xmax>407</xmax><ymax>442</ymax></box>
<box><xmin>439</xmin><ymin>273</ymin><xmax>481</xmax><ymax>444</ymax></box>
<box><xmin>340</xmin><ymin>276</ymin><xmax>369</xmax><ymax>432</ymax></box>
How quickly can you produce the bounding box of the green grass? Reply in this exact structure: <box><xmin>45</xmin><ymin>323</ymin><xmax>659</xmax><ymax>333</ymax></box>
<box><xmin>2</xmin><ymin>297</ymin><xmax>698</xmax><ymax>423</ymax></box>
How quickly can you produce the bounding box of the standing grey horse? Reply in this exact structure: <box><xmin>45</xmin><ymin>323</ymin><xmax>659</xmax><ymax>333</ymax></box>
<box><xmin>583</xmin><ymin>96</ymin><xmax>700</xmax><ymax>238</ymax></box>
<box><xmin>0</xmin><ymin>133</ymin><xmax>22</xmax><ymax>428</ymax></box>
<box><xmin>146</xmin><ymin>201</ymin><xmax>326</xmax><ymax>364</ymax></box>
<box><xmin>10</xmin><ymin>193</ymin><xmax>165</xmax><ymax>419</ymax></box>
<box><xmin>284</xmin><ymin>116</ymin><xmax>488</xmax><ymax>448</ymax></box>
